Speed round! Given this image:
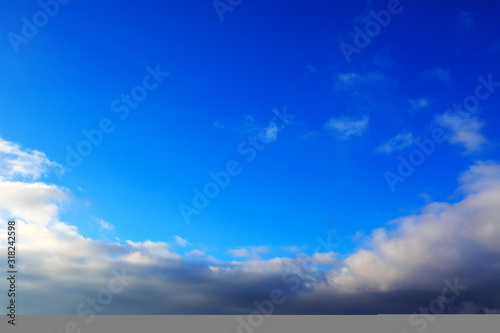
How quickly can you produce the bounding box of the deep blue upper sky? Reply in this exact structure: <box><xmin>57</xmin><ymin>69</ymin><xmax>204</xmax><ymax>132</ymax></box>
<box><xmin>1</xmin><ymin>0</ymin><xmax>499</xmax><ymax>262</ymax></box>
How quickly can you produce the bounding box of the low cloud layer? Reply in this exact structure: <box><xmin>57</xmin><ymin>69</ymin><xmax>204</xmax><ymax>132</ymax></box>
<box><xmin>0</xmin><ymin>138</ymin><xmax>499</xmax><ymax>315</ymax></box>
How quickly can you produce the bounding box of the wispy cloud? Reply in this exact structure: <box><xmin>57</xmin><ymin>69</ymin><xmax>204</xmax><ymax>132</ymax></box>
<box><xmin>434</xmin><ymin>111</ymin><xmax>487</xmax><ymax>153</ymax></box>
<box><xmin>304</xmin><ymin>64</ymin><xmax>317</xmax><ymax>77</ymax></box>
<box><xmin>334</xmin><ymin>71</ymin><xmax>394</xmax><ymax>92</ymax></box>
<box><xmin>213</xmin><ymin>114</ymin><xmax>258</xmax><ymax>134</ymax></box>
<box><xmin>94</xmin><ymin>217</ymin><xmax>115</xmax><ymax>231</ymax></box>
<box><xmin>228</xmin><ymin>246</ymin><xmax>270</xmax><ymax>260</ymax></box>
<box><xmin>407</xmin><ymin>98</ymin><xmax>431</xmax><ymax>113</ymax></box>
<box><xmin>174</xmin><ymin>235</ymin><xmax>191</xmax><ymax>247</ymax></box>
<box><xmin>76</xmin><ymin>186</ymin><xmax>86</xmax><ymax>192</ymax></box>
<box><xmin>214</xmin><ymin>113</ymin><xmax>283</xmax><ymax>143</ymax></box>
<box><xmin>324</xmin><ymin>115</ymin><xmax>369</xmax><ymax>140</ymax></box>
<box><xmin>423</xmin><ymin>67</ymin><xmax>451</xmax><ymax>82</ymax></box>
<box><xmin>457</xmin><ymin>10</ymin><xmax>475</xmax><ymax>30</ymax></box>
<box><xmin>261</xmin><ymin>122</ymin><xmax>279</xmax><ymax>142</ymax></box>
<box><xmin>375</xmin><ymin>131</ymin><xmax>417</xmax><ymax>154</ymax></box>
<box><xmin>0</xmin><ymin>136</ymin><xmax>60</xmax><ymax>181</ymax></box>
<box><xmin>213</xmin><ymin>120</ymin><xmax>225</xmax><ymax>129</ymax></box>
<box><xmin>372</xmin><ymin>46</ymin><xmax>396</xmax><ymax>68</ymax></box>
<box><xmin>281</xmin><ymin>246</ymin><xmax>302</xmax><ymax>253</ymax></box>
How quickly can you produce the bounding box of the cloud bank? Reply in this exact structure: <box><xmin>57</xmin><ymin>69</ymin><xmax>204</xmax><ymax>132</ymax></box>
<box><xmin>0</xmin><ymin>137</ymin><xmax>499</xmax><ymax>315</ymax></box>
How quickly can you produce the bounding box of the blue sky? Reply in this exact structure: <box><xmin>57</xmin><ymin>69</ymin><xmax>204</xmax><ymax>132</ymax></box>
<box><xmin>1</xmin><ymin>0</ymin><xmax>500</xmax><ymax>316</ymax></box>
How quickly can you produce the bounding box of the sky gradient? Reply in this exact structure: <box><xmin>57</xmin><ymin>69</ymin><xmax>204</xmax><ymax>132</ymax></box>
<box><xmin>1</xmin><ymin>0</ymin><xmax>500</xmax><ymax>320</ymax></box>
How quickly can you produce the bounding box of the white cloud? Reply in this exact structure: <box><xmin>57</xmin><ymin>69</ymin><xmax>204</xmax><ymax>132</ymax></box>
<box><xmin>174</xmin><ymin>235</ymin><xmax>191</xmax><ymax>247</ymax></box>
<box><xmin>374</xmin><ymin>131</ymin><xmax>416</xmax><ymax>154</ymax></box>
<box><xmin>327</xmin><ymin>161</ymin><xmax>500</xmax><ymax>293</ymax></box>
<box><xmin>122</xmin><ymin>240</ymin><xmax>180</xmax><ymax>264</ymax></box>
<box><xmin>324</xmin><ymin>115</ymin><xmax>369</xmax><ymax>140</ymax></box>
<box><xmin>434</xmin><ymin>111</ymin><xmax>487</xmax><ymax>153</ymax></box>
<box><xmin>0</xmin><ymin>182</ymin><xmax>68</xmax><ymax>225</ymax></box>
<box><xmin>310</xmin><ymin>252</ymin><xmax>338</xmax><ymax>266</ymax></box>
<box><xmin>0</xmin><ymin>137</ymin><xmax>68</xmax><ymax>225</ymax></box>
<box><xmin>0</xmin><ymin>136</ymin><xmax>60</xmax><ymax>181</ymax></box>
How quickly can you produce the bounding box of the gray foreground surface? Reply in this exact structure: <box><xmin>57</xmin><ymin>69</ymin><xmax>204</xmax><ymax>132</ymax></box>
<box><xmin>1</xmin><ymin>315</ymin><xmax>499</xmax><ymax>333</ymax></box>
